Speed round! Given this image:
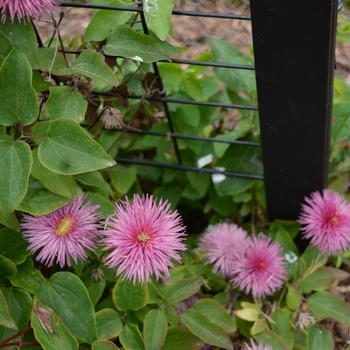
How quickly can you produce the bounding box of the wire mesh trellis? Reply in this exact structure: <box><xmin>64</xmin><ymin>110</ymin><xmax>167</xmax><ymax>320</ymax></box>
<box><xmin>34</xmin><ymin>0</ymin><xmax>339</xmax><ymax>222</ymax></box>
<box><xmin>34</xmin><ymin>0</ymin><xmax>262</xmax><ymax>181</ymax></box>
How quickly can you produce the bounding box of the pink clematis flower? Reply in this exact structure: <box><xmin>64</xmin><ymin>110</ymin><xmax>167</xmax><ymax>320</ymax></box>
<box><xmin>199</xmin><ymin>223</ymin><xmax>248</xmax><ymax>278</ymax></box>
<box><xmin>21</xmin><ymin>195</ymin><xmax>101</xmax><ymax>268</ymax></box>
<box><xmin>1</xmin><ymin>0</ymin><xmax>56</xmax><ymax>22</ymax></box>
<box><xmin>299</xmin><ymin>190</ymin><xmax>350</xmax><ymax>254</ymax></box>
<box><xmin>102</xmin><ymin>194</ymin><xmax>186</xmax><ymax>283</ymax></box>
<box><xmin>231</xmin><ymin>235</ymin><xmax>287</xmax><ymax>297</ymax></box>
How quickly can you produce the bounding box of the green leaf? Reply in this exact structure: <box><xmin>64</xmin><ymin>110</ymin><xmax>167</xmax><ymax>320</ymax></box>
<box><xmin>209</xmin><ymin>38</ymin><xmax>256</xmax><ymax>94</ymax></box>
<box><xmin>162</xmin><ymin>277</ymin><xmax>203</xmax><ymax>304</ymax></box>
<box><xmin>193</xmin><ymin>299</ymin><xmax>236</xmax><ymax>333</ymax></box>
<box><xmin>10</xmin><ymin>258</ymin><xmax>46</xmax><ymax>295</ymax></box>
<box><xmin>84</xmin><ymin>0</ymin><xmax>133</xmax><ymax>42</ymax></box>
<box><xmin>0</xmin><ymin>255</ymin><xmax>17</xmax><ymax>278</ymax></box>
<box><xmin>181</xmin><ymin>309</ymin><xmax>232</xmax><ymax>350</ymax></box>
<box><xmin>32</xmin><ymin>70</ymin><xmax>51</xmax><ymax>93</ymax></box>
<box><xmin>0</xmin><ymin>289</ymin><xmax>17</xmax><ymax>329</ymax></box>
<box><xmin>96</xmin><ymin>309</ymin><xmax>123</xmax><ymax>340</ymax></box>
<box><xmin>286</xmin><ymin>284</ymin><xmax>302</xmax><ymax>311</ymax></box>
<box><xmin>296</xmin><ymin>246</ymin><xmax>327</xmax><ymax>280</ymax></box>
<box><xmin>0</xmin><ymin>288</ymin><xmax>32</xmax><ymax>340</ymax></box>
<box><xmin>92</xmin><ymin>340</ymin><xmax>120</xmax><ymax>350</ymax></box>
<box><xmin>119</xmin><ymin>324</ymin><xmax>144</xmax><ymax>350</ymax></box>
<box><xmin>37</xmin><ymin>272</ymin><xmax>97</xmax><ymax>343</ymax></box>
<box><xmin>186</xmin><ymin>172</ymin><xmax>210</xmax><ymax>199</ymax></box>
<box><xmin>0</xmin><ymin>34</ymin><xmax>12</xmax><ymax>64</ymax></box>
<box><xmin>158</xmin><ymin>63</ymin><xmax>184</xmax><ymax>94</ymax></box>
<box><xmin>86</xmin><ymin>192</ymin><xmax>115</xmax><ymax>218</ymax></box>
<box><xmin>71</xmin><ymin>50</ymin><xmax>117</xmax><ymax>85</ymax></box>
<box><xmin>251</xmin><ymin>318</ymin><xmax>268</xmax><ymax>336</ymax></box>
<box><xmin>76</xmin><ymin>171</ymin><xmax>113</xmax><ymax>197</ymax></box>
<box><xmin>112</xmin><ymin>278</ymin><xmax>148</xmax><ymax>311</ymax></box>
<box><xmin>0</xmin><ymin>227</ymin><xmax>29</xmax><ymax>264</ymax></box>
<box><xmin>270</xmin><ymin>310</ymin><xmax>294</xmax><ymax>349</ymax></box>
<box><xmin>163</xmin><ymin>327</ymin><xmax>202</xmax><ymax>350</ymax></box>
<box><xmin>0</xmin><ymin>135</ymin><xmax>32</xmax><ymax>215</ymax></box>
<box><xmin>174</xmin><ymin>105</ymin><xmax>200</xmax><ymax>128</ymax></box>
<box><xmin>0</xmin><ymin>20</ymin><xmax>38</xmax><ymax>64</ymax></box>
<box><xmin>82</xmin><ymin>268</ymin><xmax>106</xmax><ymax>305</ymax></box>
<box><xmin>143</xmin><ymin>309</ymin><xmax>168</xmax><ymax>350</ymax></box>
<box><xmin>307</xmin><ymin>325</ymin><xmax>333</xmax><ymax>350</ymax></box>
<box><xmin>181</xmin><ymin>77</ymin><xmax>204</xmax><ymax>101</ymax></box>
<box><xmin>0</xmin><ymin>49</ymin><xmax>38</xmax><ymax>126</ymax></box>
<box><xmin>0</xmin><ymin>211</ymin><xmax>19</xmax><ymax>232</ymax></box>
<box><xmin>31</xmin><ymin>149</ymin><xmax>82</xmax><ymax>199</ymax></box>
<box><xmin>235</xmin><ymin>307</ymin><xmax>261</xmax><ymax>322</ymax></box>
<box><xmin>144</xmin><ymin>0</ymin><xmax>174</xmax><ymax>41</ymax></box>
<box><xmin>104</xmin><ymin>27</ymin><xmax>177</xmax><ymax>63</ymax></box>
<box><xmin>46</xmin><ymin>86</ymin><xmax>87</xmax><ymax>123</ymax></box>
<box><xmin>308</xmin><ymin>291</ymin><xmax>350</xmax><ymax>325</ymax></box>
<box><xmin>300</xmin><ymin>267</ymin><xmax>349</xmax><ymax>293</ymax></box>
<box><xmin>31</xmin><ymin>299</ymin><xmax>79</xmax><ymax>350</ymax></box>
<box><xmin>109</xmin><ymin>165</ymin><xmax>137</xmax><ymax>195</ymax></box>
<box><xmin>35</xmin><ymin>48</ymin><xmax>69</xmax><ymax>76</ymax></box>
<box><xmin>34</xmin><ymin>119</ymin><xmax>116</xmax><ymax>175</ymax></box>
<box><xmin>17</xmin><ymin>177</ymin><xmax>69</xmax><ymax>215</ymax></box>
<box><xmin>255</xmin><ymin>330</ymin><xmax>290</xmax><ymax>350</ymax></box>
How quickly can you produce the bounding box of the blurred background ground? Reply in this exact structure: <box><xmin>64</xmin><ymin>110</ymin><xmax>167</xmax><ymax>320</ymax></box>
<box><xmin>35</xmin><ymin>0</ymin><xmax>350</xmax><ymax>82</ymax></box>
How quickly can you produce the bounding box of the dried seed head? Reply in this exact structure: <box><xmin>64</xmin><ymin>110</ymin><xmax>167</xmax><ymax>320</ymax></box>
<box><xmin>91</xmin><ymin>268</ymin><xmax>104</xmax><ymax>283</ymax></box>
<box><xmin>100</xmin><ymin>107</ymin><xmax>125</xmax><ymax>129</ymax></box>
<box><xmin>296</xmin><ymin>309</ymin><xmax>316</xmax><ymax>331</ymax></box>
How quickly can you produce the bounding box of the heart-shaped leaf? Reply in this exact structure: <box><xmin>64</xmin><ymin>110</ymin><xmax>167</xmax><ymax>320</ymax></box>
<box><xmin>0</xmin><ymin>49</ymin><xmax>38</xmax><ymax>126</ymax></box>
<box><xmin>34</xmin><ymin>119</ymin><xmax>116</xmax><ymax>175</ymax></box>
<box><xmin>0</xmin><ymin>135</ymin><xmax>32</xmax><ymax>216</ymax></box>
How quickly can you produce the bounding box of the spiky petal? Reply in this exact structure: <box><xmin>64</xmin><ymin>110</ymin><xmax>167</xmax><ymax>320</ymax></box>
<box><xmin>199</xmin><ymin>223</ymin><xmax>248</xmax><ymax>278</ymax></box>
<box><xmin>21</xmin><ymin>195</ymin><xmax>101</xmax><ymax>268</ymax></box>
<box><xmin>102</xmin><ymin>194</ymin><xmax>186</xmax><ymax>283</ymax></box>
<box><xmin>231</xmin><ymin>235</ymin><xmax>286</xmax><ymax>297</ymax></box>
<box><xmin>299</xmin><ymin>190</ymin><xmax>350</xmax><ymax>254</ymax></box>
<box><xmin>1</xmin><ymin>0</ymin><xmax>56</xmax><ymax>22</ymax></box>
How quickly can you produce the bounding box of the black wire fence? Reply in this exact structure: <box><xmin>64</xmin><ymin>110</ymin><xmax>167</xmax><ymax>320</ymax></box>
<box><xmin>35</xmin><ymin>0</ymin><xmax>339</xmax><ymax>221</ymax></box>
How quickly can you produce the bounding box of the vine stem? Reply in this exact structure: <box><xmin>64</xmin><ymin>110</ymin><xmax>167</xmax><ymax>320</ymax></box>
<box><xmin>0</xmin><ymin>326</ymin><xmax>32</xmax><ymax>348</ymax></box>
<box><xmin>0</xmin><ymin>341</ymin><xmax>37</xmax><ymax>348</ymax></box>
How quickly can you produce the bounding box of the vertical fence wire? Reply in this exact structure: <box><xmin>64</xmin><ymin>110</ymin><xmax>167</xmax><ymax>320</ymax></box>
<box><xmin>137</xmin><ymin>1</ymin><xmax>183</xmax><ymax>165</ymax></box>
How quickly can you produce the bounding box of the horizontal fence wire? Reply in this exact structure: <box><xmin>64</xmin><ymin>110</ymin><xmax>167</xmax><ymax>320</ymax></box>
<box><xmin>58</xmin><ymin>2</ymin><xmax>252</xmax><ymax>20</ymax></box>
<box><xmin>59</xmin><ymin>49</ymin><xmax>255</xmax><ymax>70</ymax></box>
<box><xmin>95</xmin><ymin>92</ymin><xmax>259</xmax><ymax>111</ymax></box>
<box><xmin>111</xmin><ymin>127</ymin><xmax>261</xmax><ymax>147</ymax></box>
<box><xmin>51</xmin><ymin>2</ymin><xmax>261</xmax><ymax>179</ymax></box>
<box><xmin>115</xmin><ymin>157</ymin><xmax>264</xmax><ymax>180</ymax></box>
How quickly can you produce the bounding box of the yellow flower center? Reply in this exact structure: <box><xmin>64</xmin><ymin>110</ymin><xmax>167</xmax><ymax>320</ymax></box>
<box><xmin>137</xmin><ymin>232</ymin><xmax>151</xmax><ymax>245</ymax></box>
<box><xmin>330</xmin><ymin>215</ymin><xmax>339</xmax><ymax>225</ymax></box>
<box><xmin>56</xmin><ymin>217</ymin><xmax>75</xmax><ymax>236</ymax></box>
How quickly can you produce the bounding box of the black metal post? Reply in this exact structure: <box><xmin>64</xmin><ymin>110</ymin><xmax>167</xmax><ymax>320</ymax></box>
<box><xmin>250</xmin><ymin>0</ymin><xmax>338</xmax><ymax>220</ymax></box>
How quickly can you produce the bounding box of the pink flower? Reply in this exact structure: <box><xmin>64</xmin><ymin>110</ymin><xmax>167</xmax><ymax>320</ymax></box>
<box><xmin>102</xmin><ymin>194</ymin><xmax>186</xmax><ymax>283</ymax></box>
<box><xmin>231</xmin><ymin>235</ymin><xmax>286</xmax><ymax>297</ymax></box>
<box><xmin>21</xmin><ymin>195</ymin><xmax>101</xmax><ymax>268</ymax></box>
<box><xmin>299</xmin><ymin>190</ymin><xmax>350</xmax><ymax>254</ymax></box>
<box><xmin>243</xmin><ymin>341</ymin><xmax>272</xmax><ymax>350</ymax></box>
<box><xmin>199</xmin><ymin>223</ymin><xmax>248</xmax><ymax>278</ymax></box>
<box><xmin>1</xmin><ymin>0</ymin><xmax>56</xmax><ymax>22</ymax></box>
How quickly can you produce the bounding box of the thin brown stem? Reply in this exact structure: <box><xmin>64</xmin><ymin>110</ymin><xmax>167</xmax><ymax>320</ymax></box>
<box><xmin>1</xmin><ymin>341</ymin><xmax>37</xmax><ymax>348</ymax></box>
<box><xmin>0</xmin><ymin>326</ymin><xmax>32</xmax><ymax>347</ymax></box>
